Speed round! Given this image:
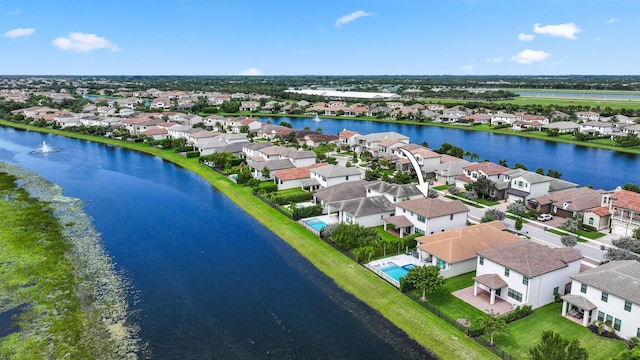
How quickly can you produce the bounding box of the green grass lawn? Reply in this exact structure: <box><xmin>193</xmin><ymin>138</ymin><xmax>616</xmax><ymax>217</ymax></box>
<box><xmin>421</xmin><ymin>272</ymin><xmax>488</xmax><ymax>325</ymax></box>
<box><xmin>433</xmin><ymin>184</ymin><xmax>449</xmax><ymax>191</ymax></box>
<box><xmin>493</xmin><ymin>302</ymin><xmax>627</xmax><ymax>360</ymax></box>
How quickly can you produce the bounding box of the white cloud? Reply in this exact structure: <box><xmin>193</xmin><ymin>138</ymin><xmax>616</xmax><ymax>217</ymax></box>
<box><xmin>460</xmin><ymin>65</ymin><xmax>475</xmax><ymax>72</ymax></box>
<box><xmin>518</xmin><ymin>33</ymin><xmax>535</xmax><ymax>41</ymax></box>
<box><xmin>239</xmin><ymin>67</ymin><xmax>263</xmax><ymax>76</ymax></box>
<box><xmin>606</xmin><ymin>17</ymin><xmax>619</xmax><ymax>24</ymax></box>
<box><xmin>3</xmin><ymin>27</ymin><xmax>34</xmax><ymax>38</ymax></box>
<box><xmin>485</xmin><ymin>57</ymin><xmax>504</xmax><ymax>63</ymax></box>
<box><xmin>533</xmin><ymin>22</ymin><xmax>581</xmax><ymax>39</ymax></box>
<box><xmin>52</xmin><ymin>32</ymin><xmax>119</xmax><ymax>52</ymax></box>
<box><xmin>4</xmin><ymin>8</ymin><xmax>21</xmax><ymax>15</ymax></box>
<box><xmin>335</xmin><ymin>10</ymin><xmax>372</xmax><ymax>27</ymax></box>
<box><xmin>510</xmin><ymin>49</ymin><xmax>551</xmax><ymax>64</ymax></box>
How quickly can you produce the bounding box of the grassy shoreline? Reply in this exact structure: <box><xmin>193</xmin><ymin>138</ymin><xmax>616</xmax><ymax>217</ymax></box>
<box><xmin>0</xmin><ymin>119</ymin><xmax>496</xmax><ymax>359</ymax></box>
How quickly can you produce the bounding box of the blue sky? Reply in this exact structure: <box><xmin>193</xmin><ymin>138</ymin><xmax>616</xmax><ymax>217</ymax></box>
<box><xmin>1</xmin><ymin>0</ymin><xmax>638</xmax><ymax>76</ymax></box>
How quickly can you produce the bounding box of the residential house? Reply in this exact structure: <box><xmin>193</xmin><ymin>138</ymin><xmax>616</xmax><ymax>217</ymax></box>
<box><xmin>606</xmin><ymin>188</ymin><xmax>640</xmax><ymax>236</ymax></box>
<box><xmin>328</xmin><ymin>196</ymin><xmax>395</xmax><ymax>227</ymax></box>
<box><xmin>310</xmin><ymin>164</ymin><xmax>363</xmax><ymax>188</ymax></box>
<box><xmin>139</xmin><ymin>128</ymin><xmax>169</xmax><ymax>141</ymax></box>
<box><xmin>463</xmin><ymin>114</ymin><xmax>491</xmax><ymax>124</ymax></box>
<box><xmin>426</xmin><ymin>159</ymin><xmax>471</xmax><ymax>185</ymax></box>
<box><xmin>297</xmin><ymin>133</ymin><xmax>339</xmax><ymax>148</ymax></box>
<box><xmin>273</xmin><ymin>163</ymin><xmax>329</xmax><ymax>190</ymax></box>
<box><xmin>338</xmin><ymin>129</ymin><xmax>361</xmax><ymax>150</ymax></box>
<box><xmin>490</xmin><ymin>112</ymin><xmax>519</xmax><ymax>126</ymax></box>
<box><xmin>242</xmin><ymin>142</ymin><xmax>272</xmax><ymax>159</ymax></box>
<box><xmin>474</xmin><ymin>241</ymin><xmax>582</xmax><ymax>309</ymax></box>
<box><xmin>502</xmin><ymin>170</ymin><xmax>552</xmax><ymax>203</ymax></box>
<box><xmin>384</xmin><ymin>198</ymin><xmax>469</xmax><ymax>237</ymax></box>
<box><xmin>580</xmin><ymin>121</ymin><xmax>617</xmax><ymax>136</ymax></box>
<box><xmin>352</xmin><ymin>131</ymin><xmax>410</xmax><ymax>157</ymax></box>
<box><xmin>576</xmin><ymin>111</ymin><xmax>600</xmax><ymax>122</ymax></box>
<box><xmin>365</xmin><ymin>182</ymin><xmax>424</xmax><ymax>203</ymax></box>
<box><xmin>541</xmin><ymin>121</ymin><xmax>580</xmax><ymax>134</ymax></box>
<box><xmin>561</xmin><ymin>260</ymin><xmax>640</xmax><ymax>338</ymax></box>
<box><xmin>187</xmin><ymin>130</ymin><xmax>218</xmax><ymax>147</ymax></box>
<box><xmin>249</xmin><ymin>159</ymin><xmax>295</xmax><ymax>181</ymax></box>
<box><xmin>415</xmin><ymin>221</ymin><xmax>521</xmax><ymax>278</ymax></box>
<box><xmin>530</xmin><ymin>187</ymin><xmax>605</xmax><ymax>218</ymax></box>
<box><xmin>240</xmin><ymin>101</ymin><xmax>260</xmax><ymax>112</ymax></box>
<box><xmin>313</xmin><ymin>180</ymin><xmax>371</xmax><ymax>210</ymax></box>
<box><xmin>455</xmin><ymin>162</ymin><xmax>510</xmax><ymax>194</ymax></box>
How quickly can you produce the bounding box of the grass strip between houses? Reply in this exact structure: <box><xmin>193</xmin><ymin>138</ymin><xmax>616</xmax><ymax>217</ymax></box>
<box><xmin>0</xmin><ymin>120</ymin><xmax>497</xmax><ymax>359</ymax></box>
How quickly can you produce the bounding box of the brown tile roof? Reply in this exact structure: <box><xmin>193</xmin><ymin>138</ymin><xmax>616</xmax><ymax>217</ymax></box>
<box><xmin>478</xmin><ymin>241</ymin><xmax>582</xmax><ymax>278</ymax></box>
<box><xmin>463</xmin><ymin>162</ymin><xmax>511</xmax><ymax>176</ymax></box>
<box><xmin>274</xmin><ymin>162</ymin><xmax>328</xmax><ymax>181</ymax></box>
<box><xmin>610</xmin><ymin>189</ymin><xmax>640</xmax><ymax>212</ymax></box>
<box><xmin>397</xmin><ymin>198</ymin><xmax>469</xmax><ymax>218</ymax></box>
<box><xmin>140</xmin><ymin>128</ymin><xmax>168</xmax><ymax>136</ymax></box>
<box><xmin>586</xmin><ymin>206</ymin><xmax>611</xmax><ymax>216</ymax></box>
<box><xmin>339</xmin><ymin>130</ymin><xmax>359</xmax><ymax>138</ymax></box>
<box><xmin>416</xmin><ymin>221</ymin><xmax>520</xmax><ymax>263</ymax></box>
<box><xmin>383</xmin><ymin>215</ymin><xmax>414</xmax><ymax>228</ymax></box>
<box><xmin>474</xmin><ymin>273</ymin><xmax>508</xmax><ymax>290</ymax></box>
<box><xmin>532</xmin><ymin>187</ymin><xmax>604</xmax><ymax>212</ymax></box>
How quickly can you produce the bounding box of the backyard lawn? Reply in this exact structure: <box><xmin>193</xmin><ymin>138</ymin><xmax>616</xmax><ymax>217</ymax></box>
<box><xmin>492</xmin><ymin>302</ymin><xmax>627</xmax><ymax>360</ymax></box>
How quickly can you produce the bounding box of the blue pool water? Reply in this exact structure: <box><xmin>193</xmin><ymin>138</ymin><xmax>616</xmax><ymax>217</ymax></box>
<box><xmin>376</xmin><ymin>262</ymin><xmax>415</xmax><ymax>282</ymax></box>
<box><xmin>303</xmin><ymin>218</ymin><xmax>328</xmax><ymax>231</ymax></box>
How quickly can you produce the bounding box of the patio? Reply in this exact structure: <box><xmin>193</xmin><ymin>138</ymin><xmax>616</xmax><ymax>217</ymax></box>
<box><xmin>453</xmin><ymin>286</ymin><xmax>514</xmax><ymax>315</ymax></box>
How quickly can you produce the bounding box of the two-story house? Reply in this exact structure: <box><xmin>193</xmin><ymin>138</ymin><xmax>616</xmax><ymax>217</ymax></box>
<box><xmin>606</xmin><ymin>188</ymin><xmax>640</xmax><ymax>236</ymax></box>
<box><xmin>383</xmin><ymin>198</ymin><xmax>468</xmax><ymax>237</ymax></box>
<box><xmin>474</xmin><ymin>241</ymin><xmax>582</xmax><ymax>309</ymax></box>
<box><xmin>310</xmin><ymin>165</ymin><xmax>363</xmax><ymax>188</ymax></box>
<box><xmin>561</xmin><ymin>260</ymin><xmax>640</xmax><ymax>339</ymax></box>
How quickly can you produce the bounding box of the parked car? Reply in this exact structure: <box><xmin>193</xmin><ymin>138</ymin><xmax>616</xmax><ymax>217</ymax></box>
<box><xmin>537</xmin><ymin>214</ymin><xmax>553</xmax><ymax>222</ymax></box>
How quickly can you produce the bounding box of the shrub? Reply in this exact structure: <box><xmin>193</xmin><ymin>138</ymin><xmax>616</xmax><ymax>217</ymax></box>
<box><xmin>292</xmin><ymin>204</ymin><xmax>323</xmax><ymax>221</ymax></box>
<box><xmin>274</xmin><ymin>192</ymin><xmax>313</xmax><ymax>205</ymax></box>
<box><xmin>185</xmin><ymin>151</ymin><xmax>200</xmax><ymax>158</ymax></box>
<box><xmin>175</xmin><ymin>146</ymin><xmax>194</xmax><ymax>152</ymax></box>
<box><xmin>258</xmin><ymin>183</ymin><xmax>278</xmax><ymax>194</ymax></box>
<box><xmin>502</xmin><ymin>305</ymin><xmax>533</xmax><ymax>323</ymax></box>
<box><xmin>447</xmin><ymin>185</ymin><xmax>459</xmax><ymax>195</ymax></box>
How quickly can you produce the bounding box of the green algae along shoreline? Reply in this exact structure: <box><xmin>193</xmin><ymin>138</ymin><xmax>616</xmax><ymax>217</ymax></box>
<box><xmin>0</xmin><ymin>162</ymin><xmax>142</xmax><ymax>359</ymax></box>
<box><xmin>0</xmin><ymin>120</ymin><xmax>497</xmax><ymax>359</ymax></box>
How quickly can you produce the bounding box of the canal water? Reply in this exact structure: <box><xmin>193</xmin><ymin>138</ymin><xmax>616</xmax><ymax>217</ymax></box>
<box><xmin>0</xmin><ymin>126</ymin><xmax>434</xmax><ymax>359</ymax></box>
<box><xmin>264</xmin><ymin>116</ymin><xmax>640</xmax><ymax>190</ymax></box>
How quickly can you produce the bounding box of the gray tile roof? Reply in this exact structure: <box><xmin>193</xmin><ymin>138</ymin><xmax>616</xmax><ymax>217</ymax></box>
<box><xmin>365</xmin><ymin>182</ymin><xmax>422</xmax><ymax>198</ymax></box>
<box><xmin>314</xmin><ymin>180</ymin><xmax>371</xmax><ymax>203</ymax></box>
<box><xmin>330</xmin><ymin>195</ymin><xmax>395</xmax><ymax>217</ymax></box>
<box><xmin>311</xmin><ymin>164</ymin><xmax>362</xmax><ymax>178</ymax></box>
<box><xmin>396</xmin><ymin>198</ymin><xmax>469</xmax><ymax>218</ymax></box>
<box><xmin>478</xmin><ymin>241</ymin><xmax>582</xmax><ymax>278</ymax></box>
<box><xmin>570</xmin><ymin>260</ymin><xmax>640</xmax><ymax>305</ymax></box>
<box><xmin>474</xmin><ymin>274</ymin><xmax>508</xmax><ymax>290</ymax></box>
<box><xmin>249</xmin><ymin>159</ymin><xmax>294</xmax><ymax>171</ymax></box>
<box><xmin>561</xmin><ymin>294</ymin><xmax>597</xmax><ymax>310</ymax></box>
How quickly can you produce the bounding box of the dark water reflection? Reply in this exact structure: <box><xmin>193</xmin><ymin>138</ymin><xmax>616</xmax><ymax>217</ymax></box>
<box><xmin>0</xmin><ymin>127</ymin><xmax>434</xmax><ymax>359</ymax></box>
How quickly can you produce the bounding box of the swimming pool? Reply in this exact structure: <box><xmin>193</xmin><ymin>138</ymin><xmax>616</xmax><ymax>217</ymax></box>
<box><xmin>374</xmin><ymin>262</ymin><xmax>415</xmax><ymax>282</ymax></box>
<box><xmin>303</xmin><ymin>218</ymin><xmax>328</xmax><ymax>232</ymax></box>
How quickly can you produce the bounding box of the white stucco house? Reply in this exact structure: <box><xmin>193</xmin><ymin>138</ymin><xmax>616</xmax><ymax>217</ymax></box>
<box><xmin>561</xmin><ymin>260</ymin><xmax>640</xmax><ymax>339</ymax></box>
<box><xmin>310</xmin><ymin>165</ymin><xmax>363</xmax><ymax>188</ymax></box>
<box><xmin>383</xmin><ymin>198</ymin><xmax>469</xmax><ymax>237</ymax></box>
<box><xmin>328</xmin><ymin>196</ymin><xmax>396</xmax><ymax>228</ymax></box>
<box><xmin>415</xmin><ymin>221</ymin><xmax>521</xmax><ymax>278</ymax></box>
<box><xmin>474</xmin><ymin>241</ymin><xmax>582</xmax><ymax>309</ymax></box>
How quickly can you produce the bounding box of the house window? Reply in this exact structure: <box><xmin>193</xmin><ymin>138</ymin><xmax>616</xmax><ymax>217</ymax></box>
<box><xmin>436</xmin><ymin>258</ymin><xmax>448</xmax><ymax>270</ymax></box>
<box><xmin>601</xmin><ymin>292</ymin><xmax>608</xmax><ymax>302</ymax></box>
<box><xmin>479</xmin><ymin>256</ymin><xmax>484</xmax><ymax>265</ymax></box>
<box><xmin>553</xmin><ymin>287</ymin><xmax>559</xmax><ymax>295</ymax></box>
<box><xmin>417</xmin><ymin>215</ymin><xmax>426</xmax><ymax>223</ymax></box>
<box><xmin>508</xmin><ymin>288</ymin><xmax>523</xmax><ymax>302</ymax></box>
<box><xmin>606</xmin><ymin>315</ymin><xmax>613</xmax><ymax>325</ymax></box>
<box><xmin>614</xmin><ymin>318</ymin><xmax>621</xmax><ymax>331</ymax></box>
<box><xmin>345</xmin><ymin>176</ymin><xmax>349</xmax><ymax>180</ymax></box>
<box><xmin>637</xmin><ymin>328</ymin><xmax>640</xmax><ymax>338</ymax></box>
<box><xmin>504</xmin><ymin>268</ymin><xmax>510</xmax><ymax>277</ymax></box>
<box><xmin>588</xmin><ymin>217</ymin><xmax>594</xmax><ymax>225</ymax></box>
<box><xmin>625</xmin><ymin>301</ymin><xmax>632</xmax><ymax>312</ymax></box>
<box><xmin>597</xmin><ymin>311</ymin><xmax>604</xmax><ymax>322</ymax></box>
<box><xmin>580</xmin><ymin>283</ymin><xmax>587</xmax><ymax>293</ymax></box>
<box><xmin>450</xmin><ymin>214</ymin><xmax>454</xmax><ymax>220</ymax></box>
<box><xmin>415</xmin><ymin>228</ymin><xmax>425</xmax><ymax>235</ymax></box>
<box><xmin>523</xmin><ymin>276</ymin><xmax>529</xmax><ymax>286</ymax></box>
<box><xmin>367</xmin><ymin>189</ymin><xmax>371</xmax><ymax>194</ymax></box>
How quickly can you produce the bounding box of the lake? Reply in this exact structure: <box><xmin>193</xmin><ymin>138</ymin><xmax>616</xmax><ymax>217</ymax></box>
<box><xmin>0</xmin><ymin>126</ymin><xmax>434</xmax><ymax>359</ymax></box>
<box><xmin>263</xmin><ymin>116</ymin><xmax>640</xmax><ymax>190</ymax></box>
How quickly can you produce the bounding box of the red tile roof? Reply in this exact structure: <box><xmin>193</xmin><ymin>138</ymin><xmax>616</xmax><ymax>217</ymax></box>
<box><xmin>274</xmin><ymin>162</ymin><xmax>328</xmax><ymax>181</ymax></box>
<box><xmin>463</xmin><ymin>162</ymin><xmax>510</xmax><ymax>176</ymax></box>
<box><xmin>610</xmin><ymin>189</ymin><xmax>640</xmax><ymax>212</ymax></box>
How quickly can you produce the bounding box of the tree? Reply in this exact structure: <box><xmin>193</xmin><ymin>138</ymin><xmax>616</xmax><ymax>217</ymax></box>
<box><xmin>498</xmin><ymin>158</ymin><xmax>508</xmax><ymax>167</ymax></box>
<box><xmin>261</xmin><ymin>166</ymin><xmax>270</xmax><ymax>179</ymax></box>
<box><xmin>515</xmin><ymin>217</ymin><xmax>523</xmax><ymax>234</ymax></box>
<box><xmin>529</xmin><ymin>331</ymin><xmax>589</xmax><ymax>360</ymax></box>
<box><xmin>481</xmin><ymin>208</ymin><xmax>505</xmax><ymax>222</ymax></box>
<box><xmin>514</xmin><ymin>162</ymin><xmax>528</xmax><ymax>170</ymax></box>
<box><xmin>478</xmin><ymin>309</ymin><xmax>508</xmax><ymax>346</ymax></box>
<box><xmin>474</xmin><ymin>176</ymin><xmax>497</xmax><ymax>199</ymax></box>
<box><xmin>561</xmin><ymin>234</ymin><xmax>578</xmax><ymax>247</ymax></box>
<box><xmin>624</xmin><ymin>183</ymin><xmax>640</xmax><ymax>193</ymax></box>
<box><xmin>435</xmin><ymin>143</ymin><xmax>464</xmax><ymax>158</ymax></box>
<box><xmin>507</xmin><ymin>201</ymin><xmax>526</xmax><ymax>214</ymax></box>
<box><xmin>536</xmin><ymin>167</ymin><xmax>545</xmax><ymax>175</ymax></box>
<box><xmin>561</xmin><ymin>217</ymin><xmax>580</xmax><ymax>232</ymax></box>
<box><xmin>403</xmin><ymin>265</ymin><xmax>445</xmax><ymax>301</ymax></box>
<box><xmin>547</xmin><ymin>169</ymin><xmax>562</xmax><ymax>178</ymax></box>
